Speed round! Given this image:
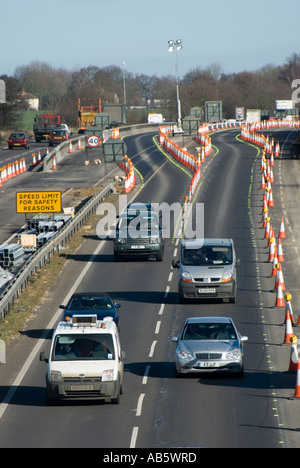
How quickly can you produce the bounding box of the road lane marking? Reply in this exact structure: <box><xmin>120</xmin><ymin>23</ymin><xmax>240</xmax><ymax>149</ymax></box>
<box><xmin>142</xmin><ymin>365</ymin><xmax>151</xmax><ymax>384</ymax></box>
<box><xmin>149</xmin><ymin>341</ymin><xmax>157</xmax><ymax>357</ymax></box>
<box><xmin>130</xmin><ymin>427</ymin><xmax>139</xmax><ymax>448</ymax></box>
<box><xmin>136</xmin><ymin>393</ymin><xmax>145</xmax><ymax>416</ymax></box>
<box><xmin>155</xmin><ymin>321</ymin><xmax>161</xmax><ymax>334</ymax></box>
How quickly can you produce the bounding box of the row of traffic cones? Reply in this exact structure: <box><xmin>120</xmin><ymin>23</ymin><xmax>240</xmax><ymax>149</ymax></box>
<box><xmin>0</xmin><ymin>158</ymin><xmax>27</xmax><ymax>187</ymax></box>
<box><xmin>260</xmin><ymin>141</ymin><xmax>300</xmax><ymax>398</ymax></box>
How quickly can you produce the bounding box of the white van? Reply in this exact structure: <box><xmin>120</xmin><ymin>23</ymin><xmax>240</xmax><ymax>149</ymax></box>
<box><xmin>40</xmin><ymin>315</ymin><xmax>125</xmax><ymax>405</ymax></box>
<box><xmin>172</xmin><ymin>238</ymin><xmax>240</xmax><ymax>303</ymax></box>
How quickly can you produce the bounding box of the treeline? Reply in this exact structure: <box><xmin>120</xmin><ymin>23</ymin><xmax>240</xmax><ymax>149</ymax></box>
<box><xmin>1</xmin><ymin>53</ymin><xmax>300</xmax><ymax>129</ymax></box>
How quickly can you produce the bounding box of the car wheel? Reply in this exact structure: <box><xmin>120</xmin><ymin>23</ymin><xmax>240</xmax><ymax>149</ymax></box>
<box><xmin>175</xmin><ymin>366</ymin><xmax>183</xmax><ymax>378</ymax></box>
<box><xmin>113</xmin><ymin>252</ymin><xmax>122</xmax><ymax>262</ymax></box>
<box><xmin>111</xmin><ymin>385</ymin><xmax>121</xmax><ymax>404</ymax></box>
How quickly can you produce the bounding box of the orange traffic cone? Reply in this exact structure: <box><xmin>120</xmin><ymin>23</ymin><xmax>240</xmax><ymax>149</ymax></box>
<box><xmin>77</xmin><ymin>138</ymin><xmax>83</xmax><ymax>150</ymax></box>
<box><xmin>284</xmin><ymin>308</ymin><xmax>294</xmax><ymax>343</ymax></box>
<box><xmin>294</xmin><ymin>361</ymin><xmax>300</xmax><ymax>397</ymax></box>
<box><xmin>37</xmin><ymin>150</ymin><xmax>42</xmax><ymax>164</ymax></box>
<box><xmin>52</xmin><ymin>154</ymin><xmax>57</xmax><ymax>170</ymax></box>
<box><xmin>278</xmin><ymin>217</ymin><xmax>286</xmax><ymax>239</ymax></box>
<box><xmin>268</xmin><ymin>238</ymin><xmax>275</xmax><ymax>262</ymax></box>
<box><xmin>277</xmin><ymin>238</ymin><xmax>284</xmax><ymax>262</ymax></box>
<box><xmin>275</xmin><ymin>283</ymin><xmax>285</xmax><ymax>307</ymax></box>
<box><xmin>264</xmin><ymin>217</ymin><xmax>271</xmax><ymax>238</ymax></box>
<box><xmin>271</xmin><ymin>255</ymin><xmax>278</xmax><ymax>276</ymax></box>
<box><xmin>277</xmin><ymin>265</ymin><xmax>285</xmax><ymax>291</ymax></box>
<box><xmin>289</xmin><ymin>335</ymin><xmax>298</xmax><ymax>372</ymax></box>
<box><xmin>68</xmin><ymin>140</ymin><xmax>73</xmax><ymax>153</ymax></box>
<box><xmin>285</xmin><ymin>293</ymin><xmax>294</xmax><ymax>324</ymax></box>
<box><xmin>32</xmin><ymin>153</ymin><xmax>37</xmax><ymax>166</ymax></box>
<box><xmin>268</xmin><ymin>189</ymin><xmax>274</xmax><ymax>207</ymax></box>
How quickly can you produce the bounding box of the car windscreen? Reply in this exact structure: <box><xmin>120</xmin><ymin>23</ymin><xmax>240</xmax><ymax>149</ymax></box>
<box><xmin>52</xmin><ymin>333</ymin><xmax>115</xmax><ymax>361</ymax></box>
<box><xmin>182</xmin><ymin>246</ymin><xmax>232</xmax><ymax>266</ymax></box>
<box><xmin>117</xmin><ymin>212</ymin><xmax>159</xmax><ymax>234</ymax></box>
<box><xmin>181</xmin><ymin>322</ymin><xmax>237</xmax><ymax>340</ymax></box>
<box><xmin>67</xmin><ymin>295</ymin><xmax>113</xmax><ymax>310</ymax></box>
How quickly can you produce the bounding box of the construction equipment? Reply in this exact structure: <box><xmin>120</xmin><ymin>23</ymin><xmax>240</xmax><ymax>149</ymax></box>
<box><xmin>77</xmin><ymin>98</ymin><xmax>102</xmax><ymax>134</ymax></box>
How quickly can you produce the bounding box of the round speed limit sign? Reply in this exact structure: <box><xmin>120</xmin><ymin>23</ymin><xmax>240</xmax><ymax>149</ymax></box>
<box><xmin>87</xmin><ymin>135</ymin><xmax>101</xmax><ymax>147</ymax></box>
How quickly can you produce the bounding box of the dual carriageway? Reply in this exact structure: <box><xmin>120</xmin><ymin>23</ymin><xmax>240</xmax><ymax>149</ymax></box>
<box><xmin>0</xmin><ymin>125</ymin><xmax>300</xmax><ymax>448</ymax></box>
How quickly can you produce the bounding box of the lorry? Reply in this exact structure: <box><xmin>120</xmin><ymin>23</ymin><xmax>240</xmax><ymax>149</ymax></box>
<box><xmin>33</xmin><ymin>114</ymin><xmax>61</xmax><ymax>143</ymax></box>
<box><xmin>78</xmin><ymin>98</ymin><xmax>102</xmax><ymax>133</ymax></box>
<box><xmin>40</xmin><ymin>314</ymin><xmax>125</xmax><ymax>405</ymax></box>
<box><xmin>246</xmin><ymin>109</ymin><xmax>261</xmax><ymax>123</ymax></box>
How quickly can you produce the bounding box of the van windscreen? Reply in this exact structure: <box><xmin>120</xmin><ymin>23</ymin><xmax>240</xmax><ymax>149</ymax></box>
<box><xmin>52</xmin><ymin>333</ymin><xmax>115</xmax><ymax>361</ymax></box>
<box><xmin>182</xmin><ymin>246</ymin><xmax>232</xmax><ymax>266</ymax></box>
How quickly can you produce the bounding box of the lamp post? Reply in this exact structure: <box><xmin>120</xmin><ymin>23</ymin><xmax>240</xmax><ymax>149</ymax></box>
<box><xmin>168</xmin><ymin>39</ymin><xmax>182</xmax><ymax>130</ymax></box>
<box><xmin>122</xmin><ymin>61</ymin><xmax>127</xmax><ymax>106</ymax></box>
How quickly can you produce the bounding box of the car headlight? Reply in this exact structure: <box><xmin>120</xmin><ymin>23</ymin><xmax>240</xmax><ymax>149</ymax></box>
<box><xmin>116</xmin><ymin>238</ymin><xmax>126</xmax><ymax>244</ymax></box>
<box><xmin>50</xmin><ymin>370</ymin><xmax>63</xmax><ymax>382</ymax></box>
<box><xmin>180</xmin><ymin>271</ymin><xmax>193</xmax><ymax>282</ymax></box>
<box><xmin>177</xmin><ymin>349</ymin><xmax>193</xmax><ymax>360</ymax></box>
<box><xmin>226</xmin><ymin>349</ymin><xmax>241</xmax><ymax>360</ymax></box>
<box><xmin>221</xmin><ymin>270</ymin><xmax>233</xmax><ymax>282</ymax></box>
<box><xmin>102</xmin><ymin>369</ymin><xmax>114</xmax><ymax>381</ymax></box>
<box><xmin>150</xmin><ymin>236</ymin><xmax>160</xmax><ymax>244</ymax></box>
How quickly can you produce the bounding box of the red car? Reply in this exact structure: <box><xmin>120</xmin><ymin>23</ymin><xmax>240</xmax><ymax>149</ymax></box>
<box><xmin>8</xmin><ymin>132</ymin><xmax>30</xmax><ymax>149</ymax></box>
<box><xmin>49</xmin><ymin>129</ymin><xmax>70</xmax><ymax>146</ymax></box>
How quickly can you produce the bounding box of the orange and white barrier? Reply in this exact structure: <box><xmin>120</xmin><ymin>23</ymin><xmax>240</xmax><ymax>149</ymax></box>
<box><xmin>119</xmin><ymin>155</ymin><xmax>135</xmax><ymax>193</ymax></box>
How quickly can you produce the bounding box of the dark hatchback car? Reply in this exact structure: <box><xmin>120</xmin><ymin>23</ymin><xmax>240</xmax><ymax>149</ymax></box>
<box><xmin>8</xmin><ymin>132</ymin><xmax>30</xmax><ymax>149</ymax></box>
<box><xmin>49</xmin><ymin>129</ymin><xmax>70</xmax><ymax>146</ymax></box>
<box><xmin>59</xmin><ymin>292</ymin><xmax>121</xmax><ymax>329</ymax></box>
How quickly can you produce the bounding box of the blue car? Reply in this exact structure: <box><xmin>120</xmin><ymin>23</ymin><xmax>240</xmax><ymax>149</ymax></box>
<box><xmin>59</xmin><ymin>292</ymin><xmax>121</xmax><ymax>330</ymax></box>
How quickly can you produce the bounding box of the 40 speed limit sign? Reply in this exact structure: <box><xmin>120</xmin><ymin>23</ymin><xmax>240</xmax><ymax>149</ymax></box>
<box><xmin>87</xmin><ymin>135</ymin><xmax>101</xmax><ymax>147</ymax></box>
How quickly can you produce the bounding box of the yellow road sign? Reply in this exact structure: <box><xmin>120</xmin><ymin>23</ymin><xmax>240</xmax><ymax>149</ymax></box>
<box><xmin>16</xmin><ymin>191</ymin><xmax>62</xmax><ymax>213</ymax></box>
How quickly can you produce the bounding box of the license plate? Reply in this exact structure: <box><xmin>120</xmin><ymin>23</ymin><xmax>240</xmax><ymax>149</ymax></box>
<box><xmin>131</xmin><ymin>245</ymin><xmax>145</xmax><ymax>249</ymax></box>
<box><xmin>198</xmin><ymin>288</ymin><xmax>216</xmax><ymax>293</ymax></box>
<box><xmin>198</xmin><ymin>362</ymin><xmax>218</xmax><ymax>368</ymax></box>
<box><xmin>70</xmin><ymin>385</ymin><xmax>94</xmax><ymax>391</ymax></box>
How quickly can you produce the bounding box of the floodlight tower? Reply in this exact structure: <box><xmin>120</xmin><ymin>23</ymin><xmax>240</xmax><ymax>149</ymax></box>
<box><xmin>168</xmin><ymin>39</ymin><xmax>182</xmax><ymax>130</ymax></box>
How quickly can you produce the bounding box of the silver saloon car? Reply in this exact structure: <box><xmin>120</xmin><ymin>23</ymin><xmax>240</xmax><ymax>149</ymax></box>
<box><xmin>170</xmin><ymin>317</ymin><xmax>248</xmax><ymax>376</ymax></box>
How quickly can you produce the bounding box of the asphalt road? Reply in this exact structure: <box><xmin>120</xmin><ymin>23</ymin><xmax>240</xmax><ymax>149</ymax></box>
<box><xmin>0</xmin><ymin>128</ymin><xmax>300</xmax><ymax>448</ymax></box>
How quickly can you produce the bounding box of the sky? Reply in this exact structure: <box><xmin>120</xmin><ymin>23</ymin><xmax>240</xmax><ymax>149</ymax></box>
<box><xmin>1</xmin><ymin>0</ymin><xmax>300</xmax><ymax>78</ymax></box>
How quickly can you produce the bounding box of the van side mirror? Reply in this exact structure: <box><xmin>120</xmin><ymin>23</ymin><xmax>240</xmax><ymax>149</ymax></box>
<box><xmin>172</xmin><ymin>259</ymin><xmax>179</xmax><ymax>268</ymax></box>
<box><xmin>235</xmin><ymin>259</ymin><xmax>240</xmax><ymax>267</ymax></box>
